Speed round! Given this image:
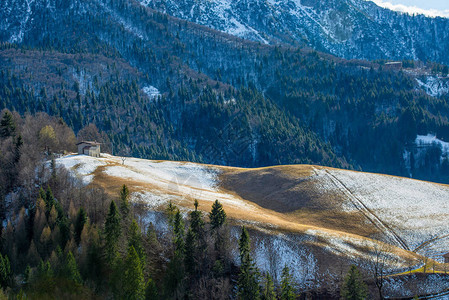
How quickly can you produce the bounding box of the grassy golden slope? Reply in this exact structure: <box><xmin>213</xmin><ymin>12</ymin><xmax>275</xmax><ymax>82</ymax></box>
<box><xmin>57</xmin><ymin>154</ymin><xmax>449</xmax><ymax>267</ymax></box>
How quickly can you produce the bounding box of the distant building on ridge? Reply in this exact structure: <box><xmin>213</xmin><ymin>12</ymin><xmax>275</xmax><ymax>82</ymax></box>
<box><xmin>77</xmin><ymin>141</ymin><xmax>101</xmax><ymax>157</ymax></box>
<box><xmin>383</xmin><ymin>61</ymin><xmax>402</xmax><ymax>71</ymax></box>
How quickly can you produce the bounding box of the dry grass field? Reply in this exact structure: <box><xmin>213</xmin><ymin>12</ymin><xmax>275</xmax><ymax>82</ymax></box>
<box><xmin>55</xmin><ymin>153</ymin><xmax>449</xmax><ymax>281</ymax></box>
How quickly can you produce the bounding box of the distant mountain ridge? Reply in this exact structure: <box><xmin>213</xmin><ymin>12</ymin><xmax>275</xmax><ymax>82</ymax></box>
<box><xmin>142</xmin><ymin>0</ymin><xmax>449</xmax><ymax>64</ymax></box>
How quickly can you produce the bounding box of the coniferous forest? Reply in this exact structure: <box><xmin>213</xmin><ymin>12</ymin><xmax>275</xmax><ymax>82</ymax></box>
<box><xmin>0</xmin><ymin>0</ymin><xmax>449</xmax><ymax>183</ymax></box>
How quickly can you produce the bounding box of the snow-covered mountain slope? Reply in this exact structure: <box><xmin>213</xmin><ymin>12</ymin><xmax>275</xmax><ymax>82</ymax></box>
<box><xmin>141</xmin><ymin>0</ymin><xmax>449</xmax><ymax>64</ymax></box>
<box><xmin>56</xmin><ymin>154</ymin><xmax>449</xmax><ymax>270</ymax></box>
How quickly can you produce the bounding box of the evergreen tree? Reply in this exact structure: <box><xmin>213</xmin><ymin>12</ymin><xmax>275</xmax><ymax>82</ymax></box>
<box><xmin>0</xmin><ymin>111</ymin><xmax>15</xmax><ymax>138</ymax></box>
<box><xmin>24</xmin><ymin>265</ymin><xmax>31</xmax><ymax>285</ymax></box>
<box><xmin>145</xmin><ymin>278</ymin><xmax>159</xmax><ymax>300</ymax></box>
<box><xmin>63</xmin><ymin>251</ymin><xmax>82</xmax><ymax>284</ymax></box>
<box><xmin>45</xmin><ymin>186</ymin><xmax>55</xmax><ymax>213</ymax></box>
<box><xmin>341</xmin><ymin>265</ymin><xmax>368</xmax><ymax>300</ymax></box>
<box><xmin>280</xmin><ymin>265</ymin><xmax>295</xmax><ymax>300</ymax></box>
<box><xmin>128</xmin><ymin>219</ymin><xmax>146</xmax><ymax>267</ymax></box>
<box><xmin>184</xmin><ymin>228</ymin><xmax>196</xmax><ymax>275</ymax></box>
<box><xmin>165</xmin><ymin>201</ymin><xmax>177</xmax><ymax>227</ymax></box>
<box><xmin>119</xmin><ymin>184</ymin><xmax>130</xmax><ymax>219</ymax></box>
<box><xmin>189</xmin><ymin>200</ymin><xmax>205</xmax><ymax>236</ymax></box>
<box><xmin>123</xmin><ymin>246</ymin><xmax>145</xmax><ymax>300</ymax></box>
<box><xmin>36</xmin><ymin>260</ymin><xmax>53</xmax><ymax>280</ymax></box>
<box><xmin>164</xmin><ymin>210</ymin><xmax>185</xmax><ymax>298</ymax></box>
<box><xmin>74</xmin><ymin>207</ymin><xmax>87</xmax><ymax>246</ymax></box>
<box><xmin>104</xmin><ymin>201</ymin><xmax>121</xmax><ymax>263</ymax></box>
<box><xmin>237</xmin><ymin>226</ymin><xmax>260</xmax><ymax>300</ymax></box>
<box><xmin>38</xmin><ymin>187</ymin><xmax>46</xmax><ymax>203</ymax></box>
<box><xmin>173</xmin><ymin>210</ymin><xmax>185</xmax><ymax>252</ymax></box>
<box><xmin>0</xmin><ymin>253</ymin><xmax>11</xmax><ymax>289</ymax></box>
<box><xmin>209</xmin><ymin>200</ymin><xmax>226</xmax><ymax>229</ymax></box>
<box><xmin>262</xmin><ymin>272</ymin><xmax>276</xmax><ymax>300</ymax></box>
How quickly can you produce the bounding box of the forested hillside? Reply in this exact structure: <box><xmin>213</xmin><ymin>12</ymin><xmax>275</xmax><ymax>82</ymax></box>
<box><xmin>0</xmin><ymin>0</ymin><xmax>448</xmax><ymax>183</ymax></box>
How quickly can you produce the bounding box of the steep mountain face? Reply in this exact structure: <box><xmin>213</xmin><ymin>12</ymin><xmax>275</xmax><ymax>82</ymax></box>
<box><xmin>142</xmin><ymin>0</ymin><xmax>449</xmax><ymax>64</ymax></box>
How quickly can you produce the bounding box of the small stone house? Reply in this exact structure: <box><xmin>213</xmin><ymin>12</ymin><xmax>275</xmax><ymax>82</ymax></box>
<box><xmin>77</xmin><ymin>141</ymin><xmax>101</xmax><ymax>157</ymax></box>
<box><xmin>443</xmin><ymin>253</ymin><xmax>449</xmax><ymax>263</ymax></box>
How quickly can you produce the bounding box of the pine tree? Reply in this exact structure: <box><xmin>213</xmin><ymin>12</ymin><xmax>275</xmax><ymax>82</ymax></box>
<box><xmin>63</xmin><ymin>251</ymin><xmax>82</xmax><ymax>284</ymax></box>
<box><xmin>24</xmin><ymin>265</ymin><xmax>31</xmax><ymax>285</ymax></box>
<box><xmin>165</xmin><ymin>201</ymin><xmax>177</xmax><ymax>227</ymax></box>
<box><xmin>173</xmin><ymin>210</ymin><xmax>185</xmax><ymax>252</ymax></box>
<box><xmin>0</xmin><ymin>111</ymin><xmax>15</xmax><ymax>138</ymax></box>
<box><xmin>45</xmin><ymin>186</ymin><xmax>55</xmax><ymax>213</ymax></box>
<box><xmin>123</xmin><ymin>246</ymin><xmax>145</xmax><ymax>300</ymax></box>
<box><xmin>36</xmin><ymin>260</ymin><xmax>53</xmax><ymax>279</ymax></box>
<box><xmin>341</xmin><ymin>265</ymin><xmax>368</xmax><ymax>300</ymax></box>
<box><xmin>189</xmin><ymin>200</ymin><xmax>204</xmax><ymax>236</ymax></box>
<box><xmin>119</xmin><ymin>184</ymin><xmax>130</xmax><ymax>219</ymax></box>
<box><xmin>280</xmin><ymin>265</ymin><xmax>295</xmax><ymax>300</ymax></box>
<box><xmin>209</xmin><ymin>200</ymin><xmax>226</xmax><ymax>229</ymax></box>
<box><xmin>185</xmin><ymin>200</ymin><xmax>205</xmax><ymax>277</ymax></box>
<box><xmin>128</xmin><ymin>219</ymin><xmax>146</xmax><ymax>267</ymax></box>
<box><xmin>0</xmin><ymin>253</ymin><xmax>11</xmax><ymax>289</ymax></box>
<box><xmin>237</xmin><ymin>226</ymin><xmax>260</xmax><ymax>300</ymax></box>
<box><xmin>164</xmin><ymin>210</ymin><xmax>185</xmax><ymax>298</ymax></box>
<box><xmin>74</xmin><ymin>207</ymin><xmax>87</xmax><ymax>245</ymax></box>
<box><xmin>104</xmin><ymin>201</ymin><xmax>121</xmax><ymax>263</ymax></box>
<box><xmin>184</xmin><ymin>228</ymin><xmax>196</xmax><ymax>275</ymax></box>
<box><xmin>262</xmin><ymin>272</ymin><xmax>276</xmax><ymax>300</ymax></box>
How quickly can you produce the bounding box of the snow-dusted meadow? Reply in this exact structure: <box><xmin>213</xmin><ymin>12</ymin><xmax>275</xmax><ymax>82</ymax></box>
<box><xmin>323</xmin><ymin>168</ymin><xmax>449</xmax><ymax>260</ymax></box>
<box><xmin>55</xmin><ymin>153</ymin><xmax>449</xmax><ymax>280</ymax></box>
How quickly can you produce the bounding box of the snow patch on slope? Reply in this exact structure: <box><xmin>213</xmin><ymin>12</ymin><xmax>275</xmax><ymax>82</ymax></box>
<box><xmin>142</xmin><ymin>85</ymin><xmax>160</xmax><ymax>100</ymax></box>
<box><xmin>327</xmin><ymin>168</ymin><xmax>449</xmax><ymax>255</ymax></box>
<box><xmin>416</xmin><ymin>76</ymin><xmax>449</xmax><ymax>97</ymax></box>
<box><xmin>416</xmin><ymin>134</ymin><xmax>449</xmax><ymax>155</ymax></box>
<box><xmin>55</xmin><ymin>154</ymin><xmax>107</xmax><ymax>184</ymax></box>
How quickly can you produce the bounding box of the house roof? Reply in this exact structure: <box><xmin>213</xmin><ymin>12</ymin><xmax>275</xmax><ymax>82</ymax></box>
<box><xmin>76</xmin><ymin>141</ymin><xmax>101</xmax><ymax>146</ymax></box>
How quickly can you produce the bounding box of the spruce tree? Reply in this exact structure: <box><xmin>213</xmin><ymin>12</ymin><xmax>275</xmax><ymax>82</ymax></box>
<box><xmin>64</xmin><ymin>251</ymin><xmax>82</xmax><ymax>284</ymax></box>
<box><xmin>74</xmin><ymin>207</ymin><xmax>87</xmax><ymax>246</ymax></box>
<box><xmin>280</xmin><ymin>265</ymin><xmax>295</xmax><ymax>300</ymax></box>
<box><xmin>104</xmin><ymin>201</ymin><xmax>121</xmax><ymax>263</ymax></box>
<box><xmin>45</xmin><ymin>186</ymin><xmax>55</xmax><ymax>213</ymax></box>
<box><xmin>0</xmin><ymin>253</ymin><xmax>11</xmax><ymax>289</ymax></box>
<box><xmin>184</xmin><ymin>228</ymin><xmax>196</xmax><ymax>275</ymax></box>
<box><xmin>189</xmin><ymin>200</ymin><xmax>204</xmax><ymax>236</ymax></box>
<box><xmin>209</xmin><ymin>200</ymin><xmax>226</xmax><ymax>229</ymax></box>
<box><xmin>173</xmin><ymin>210</ymin><xmax>185</xmax><ymax>252</ymax></box>
<box><xmin>341</xmin><ymin>265</ymin><xmax>368</xmax><ymax>300</ymax></box>
<box><xmin>123</xmin><ymin>246</ymin><xmax>145</xmax><ymax>300</ymax></box>
<box><xmin>165</xmin><ymin>201</ymin><xmax>177</xmax><ymax>227</ymax></box>
<box><xmin>164</xmin><ymin>210</ymin><xmax>185</xmax><ymax>298</ymax></box>
<box><xmin>119</xmin><ymin>184</ymin><xmax>130</xmax><ymax>219</ymax></box>
<box><xmin>262</xmin><ymin>272</ymin><xmax>276</xmax><ymax>300</ymax></box>
<box><xmin>0</xmin><ymin>111</ymin><xmax>15</xmax><ymax>138</ymax></box>
<box><xmin>237</xmin><ymin>226</ymin><xmax>260</xmax><ymax>300</ymax></box>
<box><xmin>128</xmin><ymin>219</ymin><xmax>146</xmax><ymax>267</ymax></box>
